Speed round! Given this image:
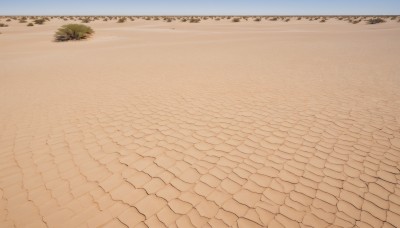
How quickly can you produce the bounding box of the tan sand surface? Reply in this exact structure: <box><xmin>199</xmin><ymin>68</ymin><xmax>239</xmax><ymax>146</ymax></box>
<box><xmin>1</xmin><ymin>18</ymin><xmax>400</xmax><ymax>227</ymax></box>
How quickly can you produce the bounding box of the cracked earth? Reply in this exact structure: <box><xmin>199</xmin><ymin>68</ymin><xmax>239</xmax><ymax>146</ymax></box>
<box><xmin>1</xmin><ymin>20</ymin><xmax>400</xmax><ymax>227</ymax></box>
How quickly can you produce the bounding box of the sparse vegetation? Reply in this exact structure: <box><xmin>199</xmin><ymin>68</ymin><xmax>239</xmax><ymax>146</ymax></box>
<box><xmin>270</xmin><ymin>17</ymin><xmax>278</xmax><ymax>21</ymax></box>
<box><xmin>189</xmin><ymin>18</ymin><xmax>201</xmax><ymax>23</ymax></box>
<box><xmin>254</xmin><ymin>18</ymin><xmax>261</xmax><ymax>22</ymax></box>
<box><xmin>117</xmin><ymin>17</ymin><xmax>126</xmax><ymax>23</ymax></box>
<box><xmin>367</xmin><ymin>18</ymin><xmax>386</xmax><ymax>24</ymax></box>
<box><xmin>320</xmin><ymin>19</ymin><xmax>326</xmax><ymax>23</ymax></box>
<box><xmin>27</xmin><ymin>23</ymin><xmax>34</xmax><ymax>27</ymax></box>
<box><xmin>232</xmin><ymin>18</ymin><xmax>240</xmax><ymax>23</ymax></box>
<box><xmin>54</xmin><ymin>24</ymin><xmax>94</xmax><ymax>42</ymax></box>
<box><xmin>81</xmin><ymin>18</ymin><xmax>91</xmax><ymax>23</ymax></box>
<box><xmin>0</xmin><ymin>23</ymin><xmax>8</xmax><ymax>27</ymax></box>
<box><xmin>34</xmin><ymin>18</ymin><xmax>45</xmax><ymax>25</ymax></box>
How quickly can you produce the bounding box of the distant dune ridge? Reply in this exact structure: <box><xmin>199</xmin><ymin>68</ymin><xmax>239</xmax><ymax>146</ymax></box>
<box><xmin>0</xmin><ymin>15</ymin><xmax>400</xmax><ymax>228</ymax></box>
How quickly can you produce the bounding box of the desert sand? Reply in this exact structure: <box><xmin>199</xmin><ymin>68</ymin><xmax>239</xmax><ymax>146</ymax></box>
<box><xmin>1</xmin><ymin>17</ymin><xmax>400</xmax><ymax>227</ymax></box>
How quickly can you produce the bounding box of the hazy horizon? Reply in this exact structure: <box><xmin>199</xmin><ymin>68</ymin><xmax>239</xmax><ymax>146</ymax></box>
<box><xmin>1</xmin><ymin>0</ymin><xmax>400</xmax><ymax>16</ymax></box>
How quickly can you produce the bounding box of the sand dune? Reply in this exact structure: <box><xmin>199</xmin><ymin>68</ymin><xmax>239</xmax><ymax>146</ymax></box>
<box><xmin>1</xmin><ymin>18</ymin><xmax>400</xmax><ymax>227</ymax></box>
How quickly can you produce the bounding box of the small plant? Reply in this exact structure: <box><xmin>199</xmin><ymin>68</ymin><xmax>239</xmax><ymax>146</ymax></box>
<box><xmin>270</xmin><ymin>17</ymin><xmax>278</xmax><ymax>21</ymax></box>
<box><xmin>285</xmin><ymin>18</ymin><xmax>290</xmax><ymax>22</ymax></box>
<box><xmin>117</xmin><ymin>17</ymin><xmax>126</xmax><ymax>23</ymax></box>
<box><xmin>81</xmin><ymin>18</ymin><xmax>90</xmax><ymax>23</ymax></box>
<box><xmin>54</xmin><ymin>24</ymin><xmax>94</xmax><ymax>42</ymax></box>
<box><xmin>27</xmin><ymin>23</ymin><xmax>34</xmax><ymax>26</ymax></box>
<box><xmin>190</xmin><ymin>18</ymin><xmax>200</xmax><ymax>23</ymax></box>
<box><xmin>166</xmin><ymin>18</ymin><xmax>172</xmax><ymax>22</ymax></box>
<box><xmin>232</xmin><ymin>18</ymin><xmax>240</xmax><ymax>23</ymax></box>
<box><xmin>297</xmin><ymin>17</ymin><xmax>302</xmax><ymax>20</ymax></box>
<box><xmin>181</xmin><ymin>18</ymin><xmax>187</xmax><ymax>22</ymax></box>
<box><xmin>6</xmin><ymin>19</ymin><xmax>11</xmax><ymax>22</ymax></box>
<box><xmin>0</xmin><ymin>23</ymin><xmax>8</xmax><ymax>27</ymax></box>
<box><xmin>254</xmin><ymin>18</ymin><xmax>261</xmax><ymax>22</ymax></box>
<box><xmin>367</xmin><ymin>18</ymin><xmax>385</xmax><ymax>24</ymax></box>
<box><xmin>34</xmin><ymin>18</ymin><xmax>45</xmax><ymax>25</ymax></box>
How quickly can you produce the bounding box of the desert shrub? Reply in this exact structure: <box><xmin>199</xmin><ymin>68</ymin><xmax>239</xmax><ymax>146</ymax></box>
<box><xmin>81</xmin><ymin>18</ymin><xmax>90</xmax><ymax>23</ymax></box>
<box><xmin>297</xmin><ymin>17</ymin><xmax>302</xmax><ymax>20</ymax></box>
<box><xmin>166</xmin><ymin>18</ymin><xmax>172</xmax><ymax>22</ymax></box>
<box><xmin>215</xmin><ymin>18</ymin><xmax>220</xmax><ymax>21</ymax></box>
<box><xmin>27</xmin><ymin>23</ymin><xmax>34</xmax><ymax>26</ymax></box>
<box><xmin>19</xmin><ymin>19</ymin><xmax>27</xmax><ymax>23</ymax></box>
<box><xmin>367</xmin><ymin>18</ymin><xmax>385</xmax><ymax>24</ymax></box>
<box><xmin>6</xmin><ymin>19</ymin><xmax>11</xmax><ymax>22</ymax></box>
<box><xmin>117</xmin><ymin>17</ymin><xmax>126</xmax><ymax>23</ymax></box>
<box><xmin>320</xmin><ymin>19</ymin><xmax>326</xmax><ymax>23</ymax></box>
<box><xmin>232</xmin><ymin>18</ymin><xmax>240</xmax><ymax>22</ymax></box>
<box><xmin>190</xmin><ymin>18</ymin><xmax>200</xmax><ymax>23</ymax></box>
<box><xmin>254</xmin><ymin>18</ymin><xmax>261</xmax><ymax>22</ymax></box>
<box><xmin>352</xmin><ymin>20</ymin><xmax>361</xmax><ymax>24</ymax></box>
<box><xmin>285</xmin><ymin>18</ymin><xmax>290</xmax><ymax>22</ymax></box>
<box><xmin>103</xmin><ymin>18</ymin><xmax>108</xmax><ymax>21</ymax></box>
<box><xmin>0</xmin><ymin>23</ymin><xmax>8</xmax><ymax>27</ymax></box>
<box><xmin>270</xmin><ymin>17</ymin><xmax>278</xmax><ymax>21</ymax></box>
<box><xmin>181</xmin><ymin>18</ymin><xmax>187</xmax><ymax>22</ymax></box>
<box><xmin>54</xmin><ymin>24</ymin><xmax>94</xmax><ymax>42</ymax></box>
<box><xmin>34</xmin><ymin>18</ymin><xmax>45</xmax><ymax>24</ymax></box>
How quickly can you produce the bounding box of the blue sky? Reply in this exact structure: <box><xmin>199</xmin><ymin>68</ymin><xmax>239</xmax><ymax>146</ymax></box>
<box><xmin>1</xmin><ymin>0</ymin><xmax>399</xmax><ymax>15</ymax></box>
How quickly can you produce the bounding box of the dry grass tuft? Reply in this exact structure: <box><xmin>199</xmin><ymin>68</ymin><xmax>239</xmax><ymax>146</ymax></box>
<box><xmin>367</xmin><ymin>18</ymin><xmax>386</xmax><ymax>24</ymax></box>
<box><xmin>232</xmin><ymin>18</ymin><xmax>240</xmax><ymax>23</ymax></box>
<box><xmin>54</xmin><ymin>24</ymin><xmax>94</xmax><ymax>42</ymax></box>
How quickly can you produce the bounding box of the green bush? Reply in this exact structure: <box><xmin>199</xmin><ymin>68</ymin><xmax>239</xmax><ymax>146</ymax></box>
<box><xmin>367</xmin><ymin>18</ymin><xmax>385</xmax><ymax>24</ymax></box>
<box><xmin>54</xmin><ymin>24</ymin><xmax>94</xmax><ymax>42</ymax></box>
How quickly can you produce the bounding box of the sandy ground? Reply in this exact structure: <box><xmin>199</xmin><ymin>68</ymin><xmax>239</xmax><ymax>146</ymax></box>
<box><xmin>1</xmin><ymin>18</ymin><xmax>400</xmax><ymax>228</ymax></box>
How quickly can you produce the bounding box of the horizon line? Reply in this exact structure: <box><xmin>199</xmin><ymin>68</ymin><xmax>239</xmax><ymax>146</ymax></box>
<box><xmin>1</xmin><ymin>14</ymin><xmax>399</xmax><ymax>17</ymax></box>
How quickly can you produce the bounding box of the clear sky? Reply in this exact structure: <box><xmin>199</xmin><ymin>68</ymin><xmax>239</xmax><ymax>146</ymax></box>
<box><xmin>1</xmin><ymin>0</ymin><xmax>399</xmax><ymax>16</ymax></box>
